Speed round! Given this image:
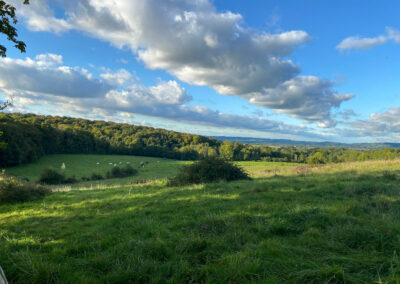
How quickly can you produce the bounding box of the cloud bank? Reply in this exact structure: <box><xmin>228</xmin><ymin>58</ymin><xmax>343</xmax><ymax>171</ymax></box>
<box><xmin>11</xmin><ymin>0</ymin><xmax>353</xmax><ymax>126</ymax></box>
<box><xmin>350</xmin><ymin>107</ymin><xmax>400</xmax><ymax>136</ymax></box>
<box><xmin>1</xmin><ymin>53</ymin><xmax>323</xmax><ymax>139</ymax></box>
<box><xmin>0</xmin><ymin>54</ymin><xmax>110</xmax><ymax>98</ymax></box>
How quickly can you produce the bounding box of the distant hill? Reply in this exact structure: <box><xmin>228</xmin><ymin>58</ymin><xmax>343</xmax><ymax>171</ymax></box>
<box><xmin>213</xmin><ymin>136</ymin><xmax>400</xmax><ymax>149</ymax></box>
<box><xmin>2</xmin><ymin>113</ymin><xmax>400</xmax><ymax>168</ymax></box>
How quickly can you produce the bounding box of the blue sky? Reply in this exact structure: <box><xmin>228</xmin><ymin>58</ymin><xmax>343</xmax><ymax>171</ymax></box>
<box><xmin>1</xmin><ymin>0</ymin><xmax>400</xmax><ymax>142</ymax></box>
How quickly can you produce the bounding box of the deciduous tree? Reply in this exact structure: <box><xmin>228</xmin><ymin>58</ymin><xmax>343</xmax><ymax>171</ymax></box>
<box><xmin>0</xmin><ymin>0</ymin><xmax>29</xmax><ymax>57</ymax></box>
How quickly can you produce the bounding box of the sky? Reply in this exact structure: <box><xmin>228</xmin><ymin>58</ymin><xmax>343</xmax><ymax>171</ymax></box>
<box><xmin>1</xmin><ymin>0</ymin><xmax>400</xmax><ymax>143</ymax></box>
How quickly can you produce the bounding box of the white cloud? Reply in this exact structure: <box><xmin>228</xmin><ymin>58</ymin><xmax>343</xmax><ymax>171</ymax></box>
<box><xmin>350</xmin><ymin>107</ymin><xmax>400</xmax><ymax>135</ymax></box>
<box><xmin>386</xmin><ymin>27</ymin><xmax>400</xmax><ymax>43</ymax></box>
<box><xmin>248</xmin><ymin>76</ymin><xmax>354</xmax><ymax>125</ymax></box>
<box><xmin>105</xmin><ymin>80</ymin><xmax>191</xmax><ymax>107</ymax></box>
<box><xmin>15</xmin><ymin>91</ymin><xmax>322</xmax><ymax>139</ymax></box>
<box><xmin>11</xmin><ymin>0</ymin><xmax>350</xmax><ymax>125</ymax></box>
<box><xmin>336</xmin><ymin>109</ymin><xmax>357</xmax><ymax>121</ymax></box>
<box><xmin>337</xmin><ymin>35</ymin><xmax>387</xmax><ymax>51</ymax></box>
<box><xmin>16</xmin><ymin>0</ymin><xmax>72</xmax><ymax>33</ymax></box>
<box><xmin>148</xmin><ymin>80</ymin><xmax>192</xmax><ymax>105</ymax></box>
<box><xmin>100</xmin><ymin>69</ymin><xmax>133</xmax><ymax>87</ymax></box>
<box><xmin>0</xmin><ymin>53</ymin><xmax>324</xmax><ymax>139</ymax></box>
<box><xmin>337</xmin><ymin>27</ymin><xmax>400</xmax><ymax>51</ymax></box>
<box><xmin>0</xmin><ymin>54</ymin><xmax>111</xmax><ymax>98</ymax></box>
<box><xmin>35</xmin><ymin>53</ymin><xmax>63</xmax><ymax>67</ymax></box>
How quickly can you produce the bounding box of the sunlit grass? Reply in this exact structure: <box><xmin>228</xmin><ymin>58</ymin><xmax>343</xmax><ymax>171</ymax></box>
<box><xmin>6</xmin><ymin>154</ymin><xmax>186</xmax><ymax>187</ymax></box>
<box><xmin>2</xmin><ymin>159</ymin><xmax>400</xmax><ymax>282</ymax></box>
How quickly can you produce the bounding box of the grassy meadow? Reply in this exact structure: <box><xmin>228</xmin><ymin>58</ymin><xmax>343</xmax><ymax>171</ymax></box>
<box><xmin>6</xmin><ymin>154</ymin><xmax>187</xmax><ymax>188</ymax></box>
<box><xmin>2</xmin><ymin>157</ymin><xmax>400</xmax><ymax>282</ymax></box>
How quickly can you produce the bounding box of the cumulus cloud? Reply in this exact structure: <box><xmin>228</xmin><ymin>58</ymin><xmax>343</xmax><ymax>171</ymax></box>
<box><xmin>35</xmin><ymin>53</ymin><xmax>63</xmax><ymax>67</ymax></box>
<box><xmin>15</xmin><ymin>0</ymin><xmax>72</xmax><ymax>33</ymax></box>
<box><xmin>1</xmin><ymin>53</ymin><xmax>323</xmax><ymax>139</ymax></box>
<box><xmin>337</xmin><ymin>27</ymin><xmax>400</xmax><ymax>51</ymax></box>
<box><xmin>349</xmin><ymin>107</ymin><xmax>400</xmax><ymax>135</ymax></box>
<box><xmin>12</xmin><ymin>91</ymin><xmax>321</xmax><ymax>138</ymax></box>
<box><xmin>337</xmin><ymin>35</ymin><xmax>387</xmax><ymax>51</ymax></box>
<box><xmin>105</xmin><ymin>80</ymin><xmax>191</xmax><ymax>107</ymax></box>
<box><xmin>248</xmin><ymin>76</ymin><xmax>354</xmax><ymax>126</ymax></box>
<box><xmin>336</xmin><ymin>109</ymin><xmax>357</xmax><ymax>120</ymax></box>
<box><xmin>11</xmin><ymin>0</ymin><xmax>351</xmax><ymax>126</ymax></box>
<box><xmin>0</xmin><ymin>54</ymin><xmax>110</xmax><ymax>98</ymax></box>
<box><xmin>100</xmin><ymin>69</ymin><xmax>134</xmax><ymax>87</ymax></box>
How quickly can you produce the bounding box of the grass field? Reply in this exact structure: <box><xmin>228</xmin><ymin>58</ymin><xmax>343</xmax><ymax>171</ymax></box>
<box><xmin>3</xmin><ymin>158</ymin><xmax>400</xmax><ymax>282</ymax></box>
<box><xmin>5</xmin><ymin>154</ymin><xmax>301</xmax><ymax>188</ymax></box>
<box><xmin>6</xmin><ymin>154</ymin><xmax>187</xmax><ymax>187</ymax></box>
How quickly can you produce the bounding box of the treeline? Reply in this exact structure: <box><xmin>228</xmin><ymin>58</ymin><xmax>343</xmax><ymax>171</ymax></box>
<box><xmin>0</xmin><ymin>113</ymin><xmax>221</xmax><ymax>166</ymax></box>
<box><xmin>1</xmin><ymin>113</ymin><xmax>400</xmax><ymax>167</ymax></box>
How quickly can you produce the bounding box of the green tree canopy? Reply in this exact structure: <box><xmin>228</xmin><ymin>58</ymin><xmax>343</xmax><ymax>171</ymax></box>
<box><xmin>0</xmin><ymin>0</ymin><xmax>29</xmax><ymax>57</ymax></box>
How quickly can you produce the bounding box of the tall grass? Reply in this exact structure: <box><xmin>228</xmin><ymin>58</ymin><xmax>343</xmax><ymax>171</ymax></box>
<box><xmin>0</xmin><ymin>171</ymin><xmax>50</xmax><ymax>204</ymax></box>
<box><xmin>2</xmin><ymin>160</ymin><xmax>400</xmax><ymax>282</ymax></box>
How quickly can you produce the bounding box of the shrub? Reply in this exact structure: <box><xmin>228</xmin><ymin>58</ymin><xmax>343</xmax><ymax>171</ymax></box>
<box><xmin>38</xmin><ymin>168</ymin><xmax>66</xmax><ymax>184</ymax></box>
<box><xmin>307</xmin><ymin>152</ymin><xmax>327</xmax><ymax>165</ymax></box>
<box><xmin>0</xmin><ymin>171</ymin><xmax>50</xmax><ymax>204</ymax></box>
<box><xmin>106</xmin><ymin>165</ymin><xmax>137</xmax><ymax>179</ymax></box>
<box><xmin>65</xmin><ymin>176</ymin><xmax>79</xmax><ymax>183</ymax></box>
<box><xmin>90</xmin><ymin>173</ymin><xmax>104</xmax><ymax>180</ymax></box>
<box><xmin>167</xmin><ymin>156</ymin><xmax>250</xmax><ymax>186</ymax></box>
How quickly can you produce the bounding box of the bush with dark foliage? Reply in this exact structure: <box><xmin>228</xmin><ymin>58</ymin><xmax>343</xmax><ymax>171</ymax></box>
<box><xmin>168</xmin><ymin>156</ymin><xmax>250</xmax><ymax>186</ymax></box>
<box><xmin>65</xmin><ymin>176</ymin><xmax>79</xmax><ymax>183</ymax></box>
<box><xmin>106</xmin><ymin>165</ymin><xmax>137</xmax><ymax>179</ymax></box>
<box><xmin>90</xmin><ymin>173</ymin><xmax>104</xmax><ymax>180</ymax></box>
<box><xmin>0</xmin><ymin>171</ymin><xmax>50</xmax><ymax>204</ymax></box>
<box><xmin>38</xmin><ymin>168</ymin><xmax>66</xmax><ymax>184</ymax></box>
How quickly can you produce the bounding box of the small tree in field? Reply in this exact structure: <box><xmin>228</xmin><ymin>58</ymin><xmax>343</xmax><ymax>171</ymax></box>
<box><xmin>307</xmin><ymin>152</ymin><xmax>327</xmax><ymax>165</ymax></box>
<box><xmin>168</xmin><ymin>156</ymin><xmax>250</xmax><ymax>186</ymax></box>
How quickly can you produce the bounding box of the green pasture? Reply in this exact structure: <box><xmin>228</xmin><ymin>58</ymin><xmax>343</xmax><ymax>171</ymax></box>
<box><xmin>5</xmin><ymin>155</ymin><xmax>302</xmax><ymax>187</ymax></box>
<box><xmin>2</xmin><ymin>159</ymin><xmax>400</xmax><ymax>282</ymax></box>
<box><xmin>5</xmin><ymin>154</ymin><xmax>186</xmax><ymax>186</ymax></box>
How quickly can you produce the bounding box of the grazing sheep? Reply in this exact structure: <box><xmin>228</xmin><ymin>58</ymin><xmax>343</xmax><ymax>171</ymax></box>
<box><xmin>140</xmin><ymin>162</ymin><xmax>145</xmax><ymax>168</ymax></box>
<box><xmin>114</xmin><ymin>164</ymin><xmax>117</xmax><ymax>167</ymax></box>
<box><xmin>96</xmin><ymin>162</ymin><xmax>100</xmax><ymax>165</ymax></box>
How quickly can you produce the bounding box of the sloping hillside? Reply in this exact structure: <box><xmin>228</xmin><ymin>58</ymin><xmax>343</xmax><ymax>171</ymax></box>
<box><xmin>2</xmin><ymin>160</ymin><xmax>400</xmax><ymax>283</ymax></box>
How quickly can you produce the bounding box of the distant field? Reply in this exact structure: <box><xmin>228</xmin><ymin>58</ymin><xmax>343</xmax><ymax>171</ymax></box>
<box><xmin>5</xmin><ymin>155</ymin><xmax>302</xmax><ymax>187</ymax></box>
<box><xmin>2</xmin><ymin>159</ymin><xmax>400</xmax><ymax>282</ymax></box>
<box><xmin>6</xmin><ymin>154</ymin><xmax>186</xmax><ymax>186</ymax></box>
<box><xmin>235</xmin><ymin>161</ymin><xmax>302</xmax><ymax>178</ymax></box>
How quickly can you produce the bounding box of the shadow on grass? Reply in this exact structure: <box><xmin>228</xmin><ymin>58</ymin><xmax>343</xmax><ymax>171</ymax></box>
<box><xmin>2</xmin><ymin>169</ymin><xmax>400</xmax><ymax>283</ymax></box>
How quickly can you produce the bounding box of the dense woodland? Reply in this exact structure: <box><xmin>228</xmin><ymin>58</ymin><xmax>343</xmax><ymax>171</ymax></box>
<box><xmin>1</xmin><ymin>113</ymin><xmax>400</xmax><ymax>167</ymax></box>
